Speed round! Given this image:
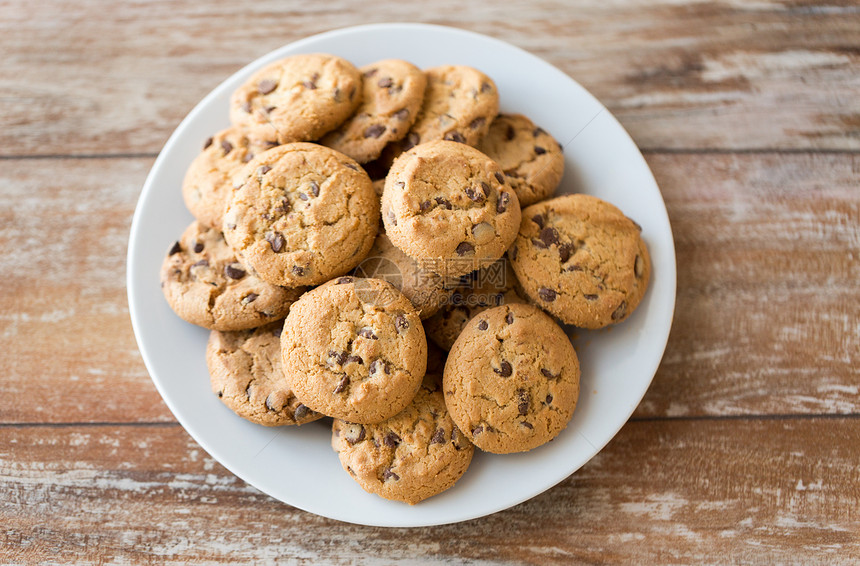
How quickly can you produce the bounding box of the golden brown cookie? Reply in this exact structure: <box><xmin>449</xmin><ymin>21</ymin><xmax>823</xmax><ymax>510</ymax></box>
<box><xmin>223</xmin><ymin>142</ymin><xmax>379</xmax><ymax>287</ymax></box>
<box><xmin>381</xmin><ymin>140</ymin><xmax>521</xmax><ymax>277</ymax></box>
<box><xmin>331</xmin><ymin>376</ymin><xmax>473</xmax><ymax>505</ymax></box>
<box><xmin>229</xmin><ymin>53</ymin><xmax>361</xmax><ymax>144</ymax></box>
<box><xmin>423</xmin><ymin>258</ymin><xmax>526</xmax><ymax>350</ymax></box>
<box><xmin>476</xmin><ymin>114</ymin><xmax>565</xmax><ymax>207</ymax></box>
<box><xmin>443</xmin><ymin>303</ymin><xmax>580</xmax><ymax>454</ymax></box>
<box><xmin>181</xmin><ymin>127</ymin><xmax>279</xmax><ymax>231</ymax></box>
<box><xmin>320</xmin><ymin>59</ymin><xmax>426</xmax><ymax>163</ymax></box>
<box><xmin>280</xmin><ymin>277</ymin><xmax>427</xmax><ymax>424</ymax></box>
<box><xmin>206</xmin><ymin>321</ymin><xmax>322</xmax><ymax>426</ymax></box>
<box><xmin>509</xmin><ymin>194</ymin><xmax>651</xmax><ymax>328</ymax></box>
<box><xmin>353</xmin><ymin>230</ymin><xmax>454</xmax><ymax>319</ymax></box>
<box><xmin>160</xmin><ymin>221</ymin><xmax>302</xmax><ymax>331</ymax></box>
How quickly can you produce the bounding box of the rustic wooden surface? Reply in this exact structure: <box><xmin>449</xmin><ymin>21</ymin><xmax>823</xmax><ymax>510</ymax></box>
<box><xmin>1</xmin><ymin>0</ymin><xmax>858</xmax><ymax>563</ymax></box>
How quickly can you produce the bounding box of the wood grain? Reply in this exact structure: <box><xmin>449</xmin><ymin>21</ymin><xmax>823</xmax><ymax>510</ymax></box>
<box><xmin>0</xmin><ymin>0</ymin><xmax>857</xmax><ymax>157</ymax></box>
<box><xmin>1</xmin><ymin>419</ymin><xmax>858</xmax><ymax>564</ymax></box>
<box><xmin>1</xmin><ymin>152</ymin><xmax>855</xmax><ymax>424</ymax></box>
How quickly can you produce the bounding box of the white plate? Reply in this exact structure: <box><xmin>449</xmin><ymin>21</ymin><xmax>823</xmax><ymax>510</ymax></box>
<box><xmin>127</xmin><ymin>23</ymin><xmax>676</xmax><ymax>527</ymax></box>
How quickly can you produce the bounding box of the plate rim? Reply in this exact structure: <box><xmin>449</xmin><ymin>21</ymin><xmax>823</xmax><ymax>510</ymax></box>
<box><xmin>127</xmin><ymin>21</ymin><xmax>677</xmax><ymax>527</ymax></box>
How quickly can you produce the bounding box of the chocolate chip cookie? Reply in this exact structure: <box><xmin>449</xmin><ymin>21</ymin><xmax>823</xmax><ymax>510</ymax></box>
<box><xmin>182</xmin><ymin>127</ymin><xmax>279</xmax><ymax>231</ymax></box>
<box><xmin>423</xmin><ymin>257</ymin><xmax>526</xmax><ymax>350</ymax></box>
<box><xmin>381</xmin><ymin>140</ymin><xmax>521</xmax><ymax>277</ymax></box>
<box><xmin>160</xmin><ymin>221</ymin><xmax>302</xmax><ymax>330</ymax></box>
<box><xmin>223</xmin><ymin>142</ymin><xmax>379</xmax><ymax>287</ymax></box>
<box><xmin>509</xmin><ymin>194</ymin><xmax>651</xmax><ymax>328</ymax></box>
<box><xmin>207</xmin><ymin>320</ymin><xmax>322</xmax><ymax>426</ymax></box>
<box><xmin>229</xmin><ymin>53</ymin><xmax>361</xmax><ymax>144</ymax></box>
<box><xmin>353</xmin><ymin>229</ymin><xmax>454</xmax><ymax>319</ymax></box>
<box><xmin>331</xmin><ymin>376</ymin><xmax>473</xmax><ymax>504</ymax></box>
<box><xmin>443</xmin><ymin>303</ymin><xmax>580</xmax><ymax>454</ymax></box>
<box><xmin>281</xmin><ymin>277</ymin><xmax>427</xmax><ymax>424</ymax></box>
<box><xmin>476</xmin><ymin>114</ymin><xmax>565</xmax><ymax>207</ymax></box>
<box><xmin>398</xmin><ymin>65</ymin><xmax>499</xmax><ymax>151</ymax></box>
<box><xmin>320</xmin><ymin>59</ymin><xmax>426</xmax><ymax>163</ymax></box>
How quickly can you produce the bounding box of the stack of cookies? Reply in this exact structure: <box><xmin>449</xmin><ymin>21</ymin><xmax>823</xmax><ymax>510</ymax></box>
<box><xmin>160</xmin><ymin>53</ymin><xmax>651</xmax><ymax>505</ymax></box>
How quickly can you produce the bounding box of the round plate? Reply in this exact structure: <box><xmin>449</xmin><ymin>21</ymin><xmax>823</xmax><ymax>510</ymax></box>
<box><xmin>127</xmin><ymin>23</ymin><xmax>676</xmax><ymax>527</ymax></box>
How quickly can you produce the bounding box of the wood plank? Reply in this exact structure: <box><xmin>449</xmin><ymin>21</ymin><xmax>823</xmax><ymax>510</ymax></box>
<box><xmin>0</xmin><ymin>419</ymin><xmax>857</xmax><ymax>563</ymax></box>
<box><xmin>1</xmin><ymin>152</ymin><xmax>856</xmax><ymax>423</ymax></box>
<box><xmin>0</xmin><ymin>0</ymin><xmax>857</xmax><ymax>156</ymax></box>
<box><xmin>635</xmin><ymin>152</ymin><xmax>860</xmax><ymax>418</ymax></box>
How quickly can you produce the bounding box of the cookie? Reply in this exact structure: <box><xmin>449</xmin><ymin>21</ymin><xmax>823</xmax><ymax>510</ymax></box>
<box><xmin>320</xmin><ymin>60</ymin><xmax>426</xmax><ymax>163</ymax></box>
<box><xmin>476</xmin><ymin>114</ymin><xmax>565</xmax><ymax>207</ymax></box>
<box><xmin>353</xmin><ymin>230</ymin><xmax>454</xmax><ymax>319</ymax></box>
<box><xmin>280</xmin><ymin>277</ymin><xmax>427</xmax><ymax>424</ymax></box>
<box><xmin>509</xmin><ymin>194</ymin><xmax>651</xmax><ymax>328</ymax></box>
<box><xmin>331</xmin><ymin>376</ymin><xmax>473</xmax><ymax>505</ymax></box>
<box><xmin>181</xmin><ymin>127</ymin><xmax>279</xmax><ymax>231</ymax></box>
<box><xmin>443</xmin><ymin>303</ymin><xmax>580</xmax><ymax>454</ymax></box>
<box><xmin>381</xmin><ymin>140</ymin><xmax>521</xmax><ymax>277</ymax></box>
<box><xmin>424</xmin><ymin>258</ymin><xmax>526</xmax><ymax>350</ymax></box>
<box><xmin>206</xmin><ymin>321</ymin><xmax>322</xmax><ymax>426</ymax></box>
<box><xmin>398</xmin><ymin>65</ymin><xmax>499</xmax><ymax>151</ymax></box>
<box><xmin>223</xmin><ymin>142</ymin><xmax>379</xmax><ymax>287</ymax></box>
<box><xmin>229</xmin><ymin>53</ymin><xmax>361</xmax><ymax>144</ymax></box>
<box><xmin>160</xmin><ymin>221</ymin><xmax>302</xmax><ymax>331</ymax></box>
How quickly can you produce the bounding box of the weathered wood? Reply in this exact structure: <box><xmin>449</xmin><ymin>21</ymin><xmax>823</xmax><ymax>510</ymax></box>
<box><xmin>0</xmin><ymin>419</ymin><xmax>857</xmax><ymax>563</ymax></box>
<box><xmin>1</xmin><ymin>152</ymin><xmax>856</xmax><ymax>423</ymax></box>
<box><xmin>0</xmin><ymin>0</ymin><xmax>857</xmax><ymax>156</ymax></box>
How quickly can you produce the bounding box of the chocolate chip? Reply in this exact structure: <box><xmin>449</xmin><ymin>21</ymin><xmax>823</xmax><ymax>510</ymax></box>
<box><xmin>540</xmin><ymin>227</ymin><xmax>560</xmax><ymax>247</ymax></box>
<box><xmin>402</xmin><ymin>132</ymin><xmax>420</xmax><ymax>151</ymax></box>
<box><xmin>245</xmin><ymin>384</ymin><xmax>253</xmax><ymax>399</ymax></box>
<box><xmin>221</xmin><ymin>140</ymin><xmax>233</xmax><ymax>155</ymax></box>
<box><xmin>455</xmin><ymin>242</ymin><xmax>475</xmax><ymax>256</ymax></box>
<box><xmin>480</xmin><ymin>82</ymin><xmax>492</xmax><ymax>93</ymax></box>
<box><xmin>302</xmin><ymin>80</ymin><xmax>317</xmax><ymax>90</ymax></box>
<box><xmin>532</xmin><ymin>214</ymin><xmax>545</xmax><ymax>228</ymax></box>
<box><xmin>370</xmin><ymin>359</ymin><xmax>390</xmax><ymax>375</ymax></box>
<box><xmin>504</xmin><ymin>125</ymin><xmax>516</xmax><ymax>141</ymax></box>
<box><xmin>264</xmin><ymin>394</ymin><xmax>279</xmax><ymax>412</ymax></box>
<box><xmin>472</xmin><ymin>425</ymin><xmax>484</xmax><ymax>435</ymax></box>
<box><xmin>477</xmin><ymin>320</ymin><xmax>488</xmax><ymax>331</ymax></box>
<box><xmin>387</xmin><ymin>210</ymin><xmax>397</xmax><ymax>226</ymax></box>
<box><xmin>266</xmin><ymin>232</ymin><xmax>285</xmax><ymax>253</ymax></box>
<box><xmin>393</xmin><ymin>108</ymin><xmax>409</xmax><ymax>120</ymax></box>
<box><xmin>518</xmin><ymin>390</ymin><xmax>530</xmax><ymax>415</ymax></box>
<box><xmin>534</xmin><ymin>127</ymin><xmax>547</xmax><ymax>137</ymax></box>
<box><xmin>494</xmin><ymin>171</ymin><xmax>505</xmax><ymax>184</ymax></box>
<box><xmin>329</xmin><ymin>350</ymin><xmax>348</xmax><ymax>366</ymax></box>
<box><xmin>546</xmin><ymin>394</ymin><xmax>553</xmax><ymax>404</ymax></box>
<box><xmin>216</xmin><ymin>391</ymin><xmax>223</xmax><ymax>398</ymax></box>
<box><xmin>635</xmin><ymin>255</ymin><xmax>645</xmax><ymax>278</ymax></box>
<box><xmin>363</xmin><ymin>68</ymin><xmax>378</xmax><ymax>78</ymax></box>
<box><xmin>264</xmin><ymin>105</ymin><xmax>276</xmax><ymax>114</ymax></box>
<box><xmin>377</xmin><ymin>76</ymin><xmax>393</xmax><ymax>88</ymax></box>
<box><xmin>584</xmin><ymin>294</ymin><xmax>599</xmax><ymax>301</ymax></box>
<box><xmin>444</xmin><ymin>131</ymin><xmax>466</xmax><ymax>143</ymax></box>
<box><xmin>333</xmin><ymin>375</ymin><xmax>350</xmax><ymax>394</ymax></box>
<box><xmin>567</xmin><ymin>264</ymin><xmax>583</xmax><ymax>272</ymax></box>
<box><xmin>345</xmin><ymin>354</ymin><xmax>363</xmax><ymax>365</ymax></box>
<box><xmin>192</xmin><ymin>259</ymin><xmax>209</xmax><ymax>268</ymax></box>
<box><xmin>169</xmin><ymin>241</ymin><xmax>182</xmax><ymax>255</ymax></box>
<box><xmin>242</xmin><ymin>152</ymin><xmax>254</xmax><ymax>163</ymax></box>
<box><xmin>435</xmin><ymin>197</ymin><xmax>452</xmax><ymax>209</ymax></box>
<box><xmin>358</xmin><ymin>327</ymin><xmax>378</xmax><ymax>340</ymax></box>
<box><xmin>558</xmin><ymin>243</ymin><xmax>574</xmax><ymax>263</ymax></box>
<box><xmin>532</xmin><ymin>238</ymin><xmax>548</xmax><ymax>250</ymax></box>
<box><xmin>395</xmin><ymin>314</ymin><xmax>409</xmax><ymax>332</ymax></box>
<box><xmin>541</xmin><ymin>368</ymin><xmax>557</xmax><ymax>379</ymax></box>
<box><xmin>534</xmin><ymin>146</ymin><xmax>547</xmax><ymax>155</ymax></box>
<box><xmin>257</xmin><ymin>79</ymin><xmax>277</xmax><ymax>94</ymax></box>
<box><xmin>343</xmin><ymin>162</ymin><xmax>358</xmax><ymax>171</ymax></box>
<box><xmin>612</xmin><ymin>301</ymin><xmax>628</xmax><ymax>321</ymax></box>
<box><xmin>203</xmin><ymin>137</ymin><xmax>213</xmax><ymax>150</ymax></box>
<box><xmin>275</xmin><ymin>198</ymin><xmax>290</xmax><ymax>215</ymax></box>
<box><xmin>469</xmin><ymin>117</ymin><xmax>486</xmax><ymax>130</ymax></box>
<box><xmin>495</xmin><ymin>191</ymin><xmax>510</xmax><ymax>214</ymax></box>
<box><xmin>224</xmin><ymin>264</ymin><xmax>246</xmax><ymax>279</ymax></box>
<box><xmin>505</xmin><ymin>312</ymin><xmax>514</xmax><ymax>324</ymax></box>
<box><xmin>420</xmin><ymin>200</ymin><xmax>432</xmax><ymax>212</ymax></box>
<box><xmin>344</xmin><ymin>424</ymin><xmax>365</xmax><ymax>444</ymax></box>
<box><xmin>241</xmin><ymin>293</ymin><xmax>259</xmax><ymax>305</ymax></box>
<box><xmin>538</xmin><ymin>288</ymin><xmax>557</xmax><ymax>302</ymax></box>
<box><xmin>494</xmin><ymin>361</ymin><xmax>513</xmax><ymax>377</ymax></box>
<box><xmin>509</xmin><ymin>245</ymin><xmax>518</xmax><ymax>261</ymax></box>
<box><xmin>332</xmin><ymin>87</ymin><xmax>341</xmax><ymax>101</ymax></box>
<box><xmin>292</xmin><ymin>265</ymin><xmax>306</xmax><ymax>276</ymax></box>
<box><xmin>383</xmin><ymin>468</ymin><xmax>400</xmax><ymax>481</ymax></box>
<box><xmin>364</xmin><ymin>124</ymin><xmax>386</xmax><ymax>138</ymax></box>
<box><xmin>272</xmin><ymin>325</ymin><xmax>282</xmax><ymax>338</ymax></box>
<box><xmin>336</xmin><ymin>276</ymin><xmax>353</xmax><ymax>284</ymax></box>
<box><xmin>465</xmin><ymin>187</ymin><xmax>485</xmax><ymax>203</ymax></box>
<box><xmin>383</xmin><ymin>432</ymin><xmax>401</xmax><ymax>447</ymax></box>
<box><xmin>521</xmin><ymin>421</ymin><xmax>534</xmax><ymax>429</ymax></box>
<box><xmin>241</xmin><ymin>101</ymin><xmax>252</xmax><ymax>113</ymax></box>
<box><xmin>294</xmin><ymin>404</ymin><xmax>310</xmax><ymax>420</ymax></box>
<box><xmin>431</xmin><ymin>428</ymin><xmax>446</xmax><ymax>444</ymax></box>
<box><xmin>298</xmin><ymin>192</ymin><xmax>309</xmax><ymax>201</ymax></box>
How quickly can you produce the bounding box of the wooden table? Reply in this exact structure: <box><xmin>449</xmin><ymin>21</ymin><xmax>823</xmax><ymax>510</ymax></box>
<box><xmin>2</xmin><ymin>1</ymin><xmax>858</xmax><ymax>563</ymax></box>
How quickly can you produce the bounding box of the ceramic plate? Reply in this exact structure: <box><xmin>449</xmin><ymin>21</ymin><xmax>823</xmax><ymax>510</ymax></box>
<box><xmin>127</xmin><ymin>23</ymin><xmax>676</xmax><ymax>527</ymax></box>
